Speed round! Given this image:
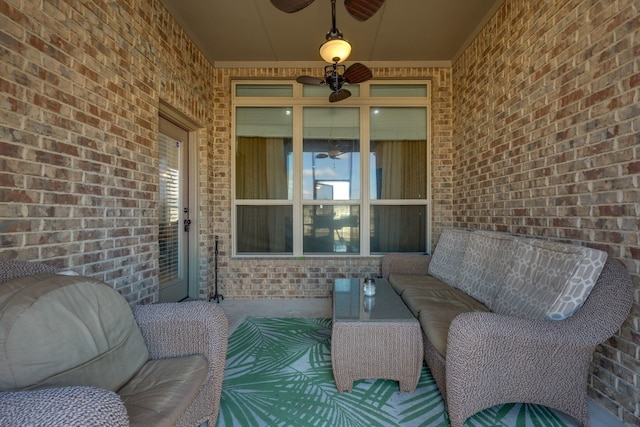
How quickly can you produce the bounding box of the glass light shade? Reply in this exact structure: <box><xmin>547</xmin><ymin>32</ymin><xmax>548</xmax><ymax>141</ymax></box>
<box><xmin>319</xmin><ymin>38</ymin><xmax>352</xmax><ymax>63</ymax></box>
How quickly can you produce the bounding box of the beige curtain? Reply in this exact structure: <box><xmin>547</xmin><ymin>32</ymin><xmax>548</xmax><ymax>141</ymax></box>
<box><xmin>236</xmin><ymin>137</ymin><xmax>287</xmax><ymax>251</ymax></box>
<box><xmin>376</xmin><ymin>140</ymin><xmax>427</xmax><ymax>251</ymax></box>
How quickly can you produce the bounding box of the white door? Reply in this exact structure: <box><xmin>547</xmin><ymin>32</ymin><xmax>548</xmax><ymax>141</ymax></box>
<box><xmin>158</xmin><ymin>116</ymin><xmax>190</xmax><ymax>302</ymax></box>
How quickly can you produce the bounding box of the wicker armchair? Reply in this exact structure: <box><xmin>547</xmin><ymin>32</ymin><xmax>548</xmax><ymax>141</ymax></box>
<box><xmin>0</xmin><ymin>261</ymin><xmax>228</xmax><ymax>427</ymax></box>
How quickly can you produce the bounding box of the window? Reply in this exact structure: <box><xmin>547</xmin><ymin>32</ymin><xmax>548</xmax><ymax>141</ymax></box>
<box><xmin>233</xmin><ymin>81</ymin><xmax>430</xmax><ymax>256</ymax></box>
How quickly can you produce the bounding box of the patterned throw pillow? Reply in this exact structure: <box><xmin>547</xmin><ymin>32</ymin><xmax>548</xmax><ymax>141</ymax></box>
<box><xmin>492</xmin><ymin>239</ymin><xmax>608</xmax><ymax>320</ymax></box>
<box><xmin>454</xmin><ymin>231</ymin><xmax>518</xmax><ymax>308</ymax></box>
<box><xmin>427</xmin><ymin>228</ymin><xmax>471</xmax><ymax>286</ymax></box>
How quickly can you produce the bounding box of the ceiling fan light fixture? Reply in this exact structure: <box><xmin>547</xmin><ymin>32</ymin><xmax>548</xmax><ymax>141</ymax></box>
<box><xmin>319</xmin><ymin>37</ymin><xmax>351</xmax><ymax>63</ymax></box>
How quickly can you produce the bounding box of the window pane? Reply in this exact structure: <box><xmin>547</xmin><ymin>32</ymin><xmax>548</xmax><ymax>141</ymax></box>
<box><xmin>236</xmin><ymin>84</ymin><xmax>293</xmax><ymax>97</ymax></box>
<box><xmin>236</xmin><ymin>205</ymin><xmax>292</xmax><ymax>253</ymax></box>
<box><xmin>370</xmin><ymin>107</ymin><xmax>427</xmax><ymax>200</ymax></box>
<box><xmin>370</xmin><ymin>84</ymin><xmax>428</xmax><ymax>97</ymax></box>
<box><xmin>236</xmin><ymin>107</ymin><xmax>292</xmax><ymax>138</ymax></box>
<box><xmin>303</xmin><ymin>139</ymin><xmax>360</xmax><ymax>200</ymax></box>
<box><xmin>370</xmin><ymin>107</ymin><xmax>427</xmax><ymax>139</ymax></box>
<box><xmin>303</xmin><ymin>205</ymin><xmax>360</xmax><ymax>254</ymax></box>
<box><xmin>370</xmin><ymin>205</ymin><xmax>426</xmax><ymax>253</ymax></box>
<box><xmin>236</xmin><ymin>107</ymin><xmax>293</xmax><ymax>200</ymax></box>
<box><xmin>303</xmin><ymin>107</ymin><xmax>360</xmax><ymax>200</ymax></box>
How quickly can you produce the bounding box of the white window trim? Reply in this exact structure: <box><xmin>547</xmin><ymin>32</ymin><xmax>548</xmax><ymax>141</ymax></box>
<box><xmin>232</xmin><ymin>79</ymin><xmax>432</xmax><ymax>257</ymax></box>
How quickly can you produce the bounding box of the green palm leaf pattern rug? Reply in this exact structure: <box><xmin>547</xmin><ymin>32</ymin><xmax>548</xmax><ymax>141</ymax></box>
<box><xmin>216</xmin><ymin>317</ymin><xmax>570</xmax><ymax>427</ymax></box>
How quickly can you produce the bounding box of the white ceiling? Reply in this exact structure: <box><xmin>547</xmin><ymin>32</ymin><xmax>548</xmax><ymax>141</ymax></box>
<box><xmin>159</xmin><ymin>0</ymin><xmax>505</xmax><ymax>68</ymax></box>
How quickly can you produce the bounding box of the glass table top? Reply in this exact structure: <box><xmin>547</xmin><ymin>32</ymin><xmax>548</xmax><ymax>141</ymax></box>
<box><xmin>333</xmin><ymin>278</ymin><xmax>416</xmax><ymax>322</ymax></box>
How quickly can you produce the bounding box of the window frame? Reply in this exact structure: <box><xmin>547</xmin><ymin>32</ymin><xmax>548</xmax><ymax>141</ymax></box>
<box><xmin>232</xmin><ymin>79</ymin><xmax>432</xmax><ymax>257</ymax></box>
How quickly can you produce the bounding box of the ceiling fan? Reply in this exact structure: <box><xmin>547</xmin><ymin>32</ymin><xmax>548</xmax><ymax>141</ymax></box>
<box><xmin>271</xmin><ymin>0</ymin><xmax>383</xmax><ymax>102</ymax></box>
<box><xmin>270</xmin><ymin>0</ymin><xmax>385</xmax><ymax>22</ymax></box>
<box><xmin>298</xmin><ymin>62</ymin><xmax>372</xmax><ymax>102</ymax></box>
<box><xmin>316</xmin><ymin>149</ymin><xmax>344</xmax><ymax>159</ymax></box>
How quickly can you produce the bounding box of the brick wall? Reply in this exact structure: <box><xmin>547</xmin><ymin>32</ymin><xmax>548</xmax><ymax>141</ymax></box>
<box><xmin>0</xmin><ymin>0</ymin><xmax>217</xmax><ymax>303</ymax></box>
<box><xmin>0</xmin><ymin>1</ymin><xmax>454</xmax><ymax>303</ymax></box>
<box><xmin>452</xmin><ymin>0</ymin><xmax>640</xmax><ymax>424</ymax></box>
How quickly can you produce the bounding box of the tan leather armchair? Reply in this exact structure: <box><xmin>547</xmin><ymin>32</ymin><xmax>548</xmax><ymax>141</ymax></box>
<box><xmin>0</xmin><ymin>261</ymin><xmax>228</xmax><ymax>427</ymax></box>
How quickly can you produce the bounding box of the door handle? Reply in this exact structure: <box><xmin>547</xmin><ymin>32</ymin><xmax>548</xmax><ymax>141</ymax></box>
<box><xmin>184</xmin><ymin>219</ymin><xmax>191</xmax><ymax>232</ymax></box>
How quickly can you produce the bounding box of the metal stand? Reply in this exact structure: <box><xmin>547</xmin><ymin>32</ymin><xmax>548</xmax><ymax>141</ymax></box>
<box><xmin>211</xmin><ymin>235</ymin><xmax>224</xmax><ymax>303</ymax></box>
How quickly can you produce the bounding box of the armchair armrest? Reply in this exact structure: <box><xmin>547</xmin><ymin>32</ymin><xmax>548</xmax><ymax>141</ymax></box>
<box><xmin>0</xmin><ymin>386</ymin><xmax>128</xmax><ymax>427</ymax></box>
<box><xmin>445</xmin><ymin>311</ymin><xmax>594</xmax><ymax>427</ymax></box>
<box><xmin>132</xmin><ymin>301</ymin><xmax>228</xmax><ymax>362</ymax></box>
<box><xmin>132</xmin><ymin>301</ymin><xmax>229</xmax><ymax>426</ymax></box>
<box><xmin>381</xmin><ymin>253</ymin><xmax>431</xmax><ymax>279</ymax></box>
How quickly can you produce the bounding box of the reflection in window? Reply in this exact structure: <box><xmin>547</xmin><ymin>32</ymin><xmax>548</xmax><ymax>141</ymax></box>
<box><xmin>236</xmin><ymin>205</ymin><xmax>293</xmax><ymax>253</ymax></box>
<box><xmin>235</xmin><ymin>107</ymin><xmax>293</xmax><ymax>200</ymax></box>
<box><xmin>303</xmin><ymin>139</ymin><xmax>360</xmax><ymax>200</ymax></box>
<box><xmin>236</xmin><ymin>136</ymin><xmax>292</xmax><ymax>200</ymax></box>
<box><xmin>370</xmin><ymin>107</ymin><xmax>427</xmax><ymax>200</ymax></box>
<box><xmin>303</xmin><ymin>205</ymin><xmax>360</xmax><ymax>254</ymax></box>
<box><xmin>370</xmin><ymin>205</ymin><xmax>426</xmax><ymax>253</ymax></box>
<box><xmin>371</xmin><ymin>140</ymin><xmax>427</xmax><ymax>199</ymax></box>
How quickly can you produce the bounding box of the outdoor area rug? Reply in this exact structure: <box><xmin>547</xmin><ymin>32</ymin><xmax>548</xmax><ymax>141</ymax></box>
<box><xmin>215</xmin><ymin>317</ymin><xmax>570</xmax><ymax>427</ymax></box>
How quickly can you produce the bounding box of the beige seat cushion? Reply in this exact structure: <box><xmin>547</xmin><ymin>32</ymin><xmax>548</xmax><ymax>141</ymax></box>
<box><xmin>492</xmin><ymin>239</ymin><xmax>608</xmax><ymax>320</ymax></box>
<box><xmin>0</xmin><ymin>274</ymin><xmax>149</xmax><ymax>392</ymax></box>
<box><xmin>407</xmin><ymin>288</ymin><xmax>490</xmax><ymax>356</ymax></box>
<box><xmin>119</xmin><ymin>355</ymin><xmax>208</xmax><ymax>427</ymax></box>
<box><xmin>388</xmin><ymin>273</ymin><xmax>452</xmax><ymax>295</ymax></box>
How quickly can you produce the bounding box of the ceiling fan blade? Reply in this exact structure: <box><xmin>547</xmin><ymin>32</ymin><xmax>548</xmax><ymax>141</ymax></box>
<box><xmin>315</xmin><ymin>153</ymin><xmax>329</xmax><ymax>159</ymax></box>
<box><xmin>296</xmin><ymin>76</ymin><xmax>325</xmax><ymax>85</ymax></box>
<box><xmin>329</xmin><ymin>88</ymin><xmax>351</xmax><ymax>103</ymax></box>
<box><xmin>344</xmin><ymin>0</ymin><xmax>385</xmax><ymax>21</ymax></box>
<box><xmin>270</xmin><ymin>0</ymin><xmax>315</xmax><ymax>13</ymax></box>
<box><xmin>343</xmin><ymin>63</ymin><xmax>373</xmax><ymax>84</ymax></box>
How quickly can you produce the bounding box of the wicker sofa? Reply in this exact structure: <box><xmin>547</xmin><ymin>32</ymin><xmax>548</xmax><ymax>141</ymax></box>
<box><xmin>0</xmin><ymin>260</ymin><xmax>228</xmax><ymax>427</ymax></box>
<box><xmin>381</xmin><ymin>229</ymin><xmax>633</xmax><ymax>427</ymax></box>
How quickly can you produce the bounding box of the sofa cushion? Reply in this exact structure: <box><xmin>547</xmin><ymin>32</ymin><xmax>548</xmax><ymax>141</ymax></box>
<box><xmin>454</xmin><ymin>231</ymin><xmax>518</xmax><ymax>308</ymax></box>
<box><xmin>388</xmin><ymin>273</ymin><xmax>451</xmax><ymax>295</ymax></box>
<box><xmin>0</xmin><ymin>274</ymin><xmax>149</xmax><ymax>392</ymax></box>
<box><xmin>118</xmin><ymin>354</ymin><xmax>208</xmax><ymax>427</ymax></box>
<box><xmin>492</xmin><ymin>239</ymin><xmax>608</xmax><ymax>320</ymax></box>
<box><xmin>427</xmin><ymin>228</ymin><xmax>471</xmax><ymax>286</ymax></box>
<box><xmin>411</xmin><ymin>289</ymin><xmax>490</xmax><ymax>356</ymax></box>
<box><xmin>401</xmin><ymin>285</ymin><xmax>467</xmax><ymax>317</ymax></box>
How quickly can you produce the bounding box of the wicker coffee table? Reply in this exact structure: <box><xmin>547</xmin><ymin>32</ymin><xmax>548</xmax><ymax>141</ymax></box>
<box><xmin>331</xmin><ymin>278</ymin><xmax>423</xmax><ymax>393</ymax></box>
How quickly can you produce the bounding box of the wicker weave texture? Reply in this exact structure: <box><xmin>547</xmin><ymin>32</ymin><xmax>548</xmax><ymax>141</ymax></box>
<box><xmin>331</xmin><ymin>321</ymin><xmax>423</xmax><ymax>393</ymax></box>
<box><xmin>446</xmin><ymin>257</ymin><xmax>632</xmax><ymax>427</ymax></box>
<box><xmin>0</xmin><ymin>386</ymin><xmax>129</xmax><ymax>427</ymax></box>
<box><xmin>133</xmin><ymin>301</ymin><xmax>229</xmax><ymax>427</ymax></box>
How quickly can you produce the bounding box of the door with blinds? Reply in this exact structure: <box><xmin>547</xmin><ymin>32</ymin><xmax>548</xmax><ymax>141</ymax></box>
<box><xmin>158</xmin><ymin>116</ymin><xmax>190</xmax><ymax>302</ymax></box>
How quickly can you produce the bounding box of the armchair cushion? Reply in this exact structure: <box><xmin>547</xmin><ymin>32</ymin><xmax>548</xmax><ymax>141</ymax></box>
<box><xmin>0</xmin><ymin>274</ymin><xmax>148</xmax><ymax>392</ymax></box>
<box><xmin>118</xmin><ymin>355</ymin><xmax>208</xmax><ymax>427</ymax></box>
